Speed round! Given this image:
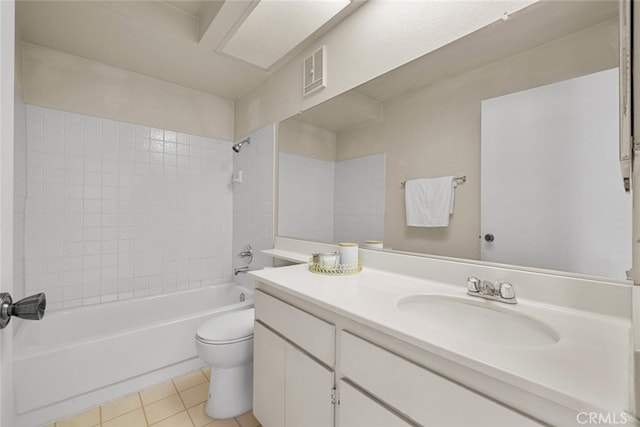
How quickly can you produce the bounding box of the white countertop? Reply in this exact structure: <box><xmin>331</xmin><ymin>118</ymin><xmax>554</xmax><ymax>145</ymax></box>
<box><xmin>249</xmin><ymin>263</ymin><xmax>632</xmax><ymax>414</ymax></box>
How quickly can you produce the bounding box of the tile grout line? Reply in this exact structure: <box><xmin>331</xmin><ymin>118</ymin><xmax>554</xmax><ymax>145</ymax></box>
<box><xmin>171</xmin><ymin>377</ymin><xmax>196</xmax><ymax>427</ymax></box>
<box><xmin>136</xmin><ymin>392</ymin><xmax>150</xmax><ymax>427</ymax></box>
<box><xmin>184</xmin><ymin>405</ymin><xmax>198</xmax><ymax>427</ymax></box>
<box><xmin>177</xmin><ymin>371</ymin><xmax>211</xmax><ymax>426</ymax></box>
<box><xmin>144</xmin><ymin>396</ymin><xmax>185</xmax><ymax>427</ymax></box>
<box><xmin>53</xmin><ymin>369</ymin><xmax>252</xmax><ymax>427</ymax></box>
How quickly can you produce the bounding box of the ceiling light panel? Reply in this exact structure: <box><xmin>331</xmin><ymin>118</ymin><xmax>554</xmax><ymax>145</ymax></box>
<box><xmin>221</xmin><ymin>0</ymin><xmax>350</xmax><ymax>70</ymax></box>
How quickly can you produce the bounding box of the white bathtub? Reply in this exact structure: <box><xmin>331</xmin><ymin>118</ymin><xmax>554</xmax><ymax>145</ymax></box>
<box><xmin>14</xmin><ymin>283</ymin><xmax>253</xmax><ymax>425</ymax></box>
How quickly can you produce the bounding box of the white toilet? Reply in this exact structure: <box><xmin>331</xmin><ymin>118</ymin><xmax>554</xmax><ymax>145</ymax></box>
<box><xmin>195</xmin><ymin>308</ymin><xmax>255</xmax><ymax>419</ymax></box>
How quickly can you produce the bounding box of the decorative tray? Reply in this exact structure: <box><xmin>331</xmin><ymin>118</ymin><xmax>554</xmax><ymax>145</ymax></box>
<box><xmin>308</xmin><ymin>260</ymin><xmax>362</xmax><ymax>276</ymax></box>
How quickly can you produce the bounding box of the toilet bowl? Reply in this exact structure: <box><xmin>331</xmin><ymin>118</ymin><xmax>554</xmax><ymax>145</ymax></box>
<box><xmin>195</xmin><ymin>308</ymin><xmax>255</xmax><ymax>419</ymax></box>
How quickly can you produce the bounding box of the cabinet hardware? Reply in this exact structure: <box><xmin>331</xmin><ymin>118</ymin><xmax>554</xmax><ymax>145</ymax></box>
<box><xmin>331</xmin><ymin>386</ymin><xmax>340</xmax><ymax>406</ymax></box>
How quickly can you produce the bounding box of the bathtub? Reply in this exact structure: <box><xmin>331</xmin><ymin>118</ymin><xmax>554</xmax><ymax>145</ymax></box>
<box><xmin>14</xmin><ymin>283</ymin><xmax>253</xmax><ymax>424</ymax></box>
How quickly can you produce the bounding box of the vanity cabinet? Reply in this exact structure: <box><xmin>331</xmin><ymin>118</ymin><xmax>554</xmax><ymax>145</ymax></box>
<box><xmin>340</xmin><ymin>331</ymin><xmax>540</xmax><ymax>426</ymax></box>
<box><xmin>253</xmin><ymin>291</ymin><xmax>336</xmax><ymax>427</ymax></box>
<box><xmin>253</xmin><ymin>288</ymin><xmax>541</xmax><ymax>427</ymax></box>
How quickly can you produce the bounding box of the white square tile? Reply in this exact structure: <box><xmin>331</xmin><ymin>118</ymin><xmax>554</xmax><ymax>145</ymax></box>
<box><xmin>26</xmin><ymin>105</ymin><xmax>43</xmax><ymax>122</ymax></box>
<box><xmin>22</xmin><ymin>108</ymin><xmax>243</xmax><ymax>307</ymax></box>
<box><xmin>26</xmin><ymin>120</ymin><xmax>43</xmax><ymax>138</ymax></box>
<box><xmin>64</xmin><ymin>112</ymin><xmax>84</xmax><ymax>127</ymax></box>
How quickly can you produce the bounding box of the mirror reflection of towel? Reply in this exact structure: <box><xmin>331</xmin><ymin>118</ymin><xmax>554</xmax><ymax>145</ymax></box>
<box><xmin>405</xmin><ymin>176</ymin><xmax>455</xmax><ymax>227</ymax></box>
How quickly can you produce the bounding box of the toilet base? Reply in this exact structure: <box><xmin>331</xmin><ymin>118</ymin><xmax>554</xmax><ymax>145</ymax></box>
<box><xmin>206</xmin><ymin>363</ymin><xmax>253</xmax><ymax>419</ymax></box>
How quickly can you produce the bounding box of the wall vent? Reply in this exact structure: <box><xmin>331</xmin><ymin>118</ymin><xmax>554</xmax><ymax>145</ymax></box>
<box><xmin>303</xmin><ymin>46</ymin><xmax>326</xmax><ymax>96</ymax></box>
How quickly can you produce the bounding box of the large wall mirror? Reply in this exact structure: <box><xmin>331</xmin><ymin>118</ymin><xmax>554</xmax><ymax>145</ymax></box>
<box><xmin>277</xmin><ymin>1</ymin><xmax>632</xmax><ymax>281</ymax></box>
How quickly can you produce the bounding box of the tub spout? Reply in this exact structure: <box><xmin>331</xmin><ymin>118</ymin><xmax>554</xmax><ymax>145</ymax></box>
<box><xmin>234</xmin><ymin>266</ymin><xmax>250</xmax><ymax>276</ymax></box>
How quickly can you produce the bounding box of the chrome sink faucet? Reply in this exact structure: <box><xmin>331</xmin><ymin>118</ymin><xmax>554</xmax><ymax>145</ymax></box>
<box><xmin>467</xmin><ymin>277</ymin><xmax>517</xmax><ymax>304</ymax></box>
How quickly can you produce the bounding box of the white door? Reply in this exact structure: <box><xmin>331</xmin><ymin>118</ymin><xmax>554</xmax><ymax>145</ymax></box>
<box><xmin>0</xmin><ymin>0</ymin><xmax>16</xmax><ymax>425</ymax></box>
<box><xmin>480</xmin><ymin>69</ymin><xmax>631</xmax><ymax>279</ymax></box>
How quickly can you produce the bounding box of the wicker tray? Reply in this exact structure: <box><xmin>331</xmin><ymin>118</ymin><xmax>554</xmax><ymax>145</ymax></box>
<box><xmin>308</xmin><ymin>260</ymin><xmax>362</xmax><ymax>276</ymax></box>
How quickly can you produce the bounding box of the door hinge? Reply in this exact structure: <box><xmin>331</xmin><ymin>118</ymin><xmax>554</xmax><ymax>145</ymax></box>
<box><xmin>331</xmin><ymin>386</ymin><xmax>340</xmax><ymax>406</ymax></box>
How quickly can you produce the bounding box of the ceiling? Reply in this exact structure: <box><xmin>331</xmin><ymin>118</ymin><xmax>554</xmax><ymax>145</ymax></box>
<box><xmin>293</xmin><ymin>0</ymin><xmax>619</xmax><ymax>132</ymax></box>
<box><xmin>164</xmin><ymin>1</ymin><xmax>209</xmax><ymax>17</ymax></box>
<box><xmin>15</xmin><ymin>0</ymin><xmax>362</xmax><ymax>101</ymax></box>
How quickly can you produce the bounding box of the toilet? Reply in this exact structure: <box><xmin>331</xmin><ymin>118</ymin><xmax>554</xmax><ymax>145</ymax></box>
<box><xmin>195</xmin><ymin>308</ymin><xmax>255</xmax><ymax>419</ymax></box>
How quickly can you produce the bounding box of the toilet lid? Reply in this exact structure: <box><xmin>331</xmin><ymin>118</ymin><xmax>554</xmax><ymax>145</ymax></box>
<box><xmin>196</xmin><ymin>308</ymin><xmax>255</xmax><ymax>344</ymax></box>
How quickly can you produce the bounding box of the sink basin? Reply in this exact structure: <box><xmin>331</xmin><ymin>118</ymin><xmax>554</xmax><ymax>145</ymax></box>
<box><xmin>396</xmin><ymin>295</ymin><xmax>559</xmax><ymax>347</ymax></box>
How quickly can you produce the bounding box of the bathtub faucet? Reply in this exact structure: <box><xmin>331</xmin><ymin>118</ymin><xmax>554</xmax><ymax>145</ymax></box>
<box><xmin>234</xmin><ymin>266</ymin><xmax>250</xmax><ymax>276</ymax></box>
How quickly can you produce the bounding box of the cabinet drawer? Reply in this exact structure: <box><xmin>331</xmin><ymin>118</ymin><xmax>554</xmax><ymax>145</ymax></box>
<box><xmin>255</xmin><ymin>290</ymin><xmax>335</xmax><ymax>366</ymax></box>
<box><xmin>340</xmin><ymin>331</ymin><xmax>540</xmax><ymax>426</ymax></box>
<box><xmin>339</xmin><ymin>380</ymin><xmax>412</xmax><ymax>427</ymax></box>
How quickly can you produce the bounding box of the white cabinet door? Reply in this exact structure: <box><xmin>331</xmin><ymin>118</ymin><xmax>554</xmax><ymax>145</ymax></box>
<box><xmin>254</xmin><ymin>321</ymin><xmax>335</xmax><ymax>427</ymax></box>
<box><xmin>285</xmin><ymin>344</ymin><xmax>334</xmax><ymax>427</ymax></box>
<box><xmin>338</xmin><ymin>381</ymin><xmax>411</xmax><ymax>427</ymax></box>
<box><xmin>253</xmin><ymin>322</ymin><xmax>286</xmax><ymax>427</ymax></box>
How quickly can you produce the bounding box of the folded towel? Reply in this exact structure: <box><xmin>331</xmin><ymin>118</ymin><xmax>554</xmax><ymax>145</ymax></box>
<box><xmin>405</xmin><ymin>176</ymin><xmax>456</xmax><ymax>227</ymax></box>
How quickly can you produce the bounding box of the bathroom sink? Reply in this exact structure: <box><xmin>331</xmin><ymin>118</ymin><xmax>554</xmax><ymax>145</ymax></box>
<box><xmin>396</xmin><ymin>295</ymin><xmax>559</xmax><ymax>347</ymax></box>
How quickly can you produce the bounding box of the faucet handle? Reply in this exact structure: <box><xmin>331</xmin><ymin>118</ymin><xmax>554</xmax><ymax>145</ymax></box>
<box><xmin>238</xmin><ymin>244</ymin><xmax>253</xmax><ymax>263</ymax></box>
<box><xmin>499</xmin><ymin>282</ymin><xmax>516</xmax><ymax>299</ymax></box>
<box><xmin>467</xmin><ymin>277</ymin><xmax>480</xmax><ymax>293</ymax></box>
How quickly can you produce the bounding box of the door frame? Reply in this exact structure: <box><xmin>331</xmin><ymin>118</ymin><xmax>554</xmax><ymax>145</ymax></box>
<box><xmin>0</xmin><ymin>0</ymin><xmax>16</xmax><ymax>425</ymax></box>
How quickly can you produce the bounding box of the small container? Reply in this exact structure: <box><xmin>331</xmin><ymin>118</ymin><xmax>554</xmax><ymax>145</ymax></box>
<box><xmin>318</xmin><ymin>252</ymin><xmax>339</xmax><ymax>267</ymax></box>
<box><xmin>364</xmin><ymin>240</ymin><xmax>383</xmax><ymax>249</ymax></box>
<box><xmin>338</xmin><ymin>243</ymin><xmax>359</xmax><ymax>266</ymax></box>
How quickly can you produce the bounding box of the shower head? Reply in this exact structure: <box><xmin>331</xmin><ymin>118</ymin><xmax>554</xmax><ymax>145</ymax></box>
<box><xmin>232</xmin><ymin>137</ymin><xmax>251</xmax><ymax>153</ymax></box>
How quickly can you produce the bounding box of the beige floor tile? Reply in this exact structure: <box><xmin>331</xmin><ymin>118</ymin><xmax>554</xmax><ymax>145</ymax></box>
<box><xmin>179</xmin><ymin>382</ymin><xmax>209</xmax><ymax>408</ymax></box>
<box><xmin>200</xmin><ymin>368</ymin><xmax>211</xmax><ymax>380</ymax></box>
<box><xmin>187</xmin><ymin>402</ymin><xmax>215</xmax><ymax>427</ymax></box>
<box><xmin>102</xmin><ymin>408</ymin><xmax>147</xmax><ymax>427</ymax></box>
<box><xmin>144</xmin><ymin>393</ymin><xmax>186</xmax><ymax>425</ymax></box>
<box><xmin>173</xmin><ymin>370</ymin><xmax>207</xmax><ymax>391</ymax></box>
<box><xmin>141</xmin><ymin>381</ymin><xmax>178</xmax><ymax>406</ymax></box>
<box><xmin>56</xmin><ymin>407</ymin><xmax>100</xmax><ymax>427</ymax></box>
<box><xmin>204</xmin><ymin>418</ymin><xmax>240</xmax><ymax>427</ymax></box>
<box><xmin>101</xmin><ymin>392</ymin><xmax>142</xmax><ymax>421</ymax></box>
<box><xmin>234</xmin><ymin>412</ymin><xmax>260</xmax><ymax>427</ymax></box>
<box><xmin>150</xmin><ymin>410</ymin><xmax>194</xmax><ymax>427</ymax></box>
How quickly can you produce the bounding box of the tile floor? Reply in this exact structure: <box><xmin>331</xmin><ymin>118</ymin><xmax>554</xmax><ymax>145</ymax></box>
<box><xmin>48</xmin><ymin>368</ymin><xmax>261</xmax><ymax>427</ymax></box>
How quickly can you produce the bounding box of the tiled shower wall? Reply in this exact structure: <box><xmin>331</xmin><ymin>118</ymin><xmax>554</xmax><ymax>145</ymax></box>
<box><xmin>232</xmin><ymin>124</ymin><xmax>275</xmax><ymax>286</ymax></box>
<box><xmin>278</xmin><ymin>152</ymin><xmax>335</xmax><ymax>242</ymax></box>
<box><xmin>334</xmin><ymin>154</ymin><xmax>385</xmax><ymax>243</ymax></box>
<box><xmin>278</xmin><ymin>152</ymin><xmax>385</xmax><ymax>244</ymax></box>
<box><xmin>23</xmin><ymin>106</ymin><xmax>233</xmax><ymax>310</ymax></box>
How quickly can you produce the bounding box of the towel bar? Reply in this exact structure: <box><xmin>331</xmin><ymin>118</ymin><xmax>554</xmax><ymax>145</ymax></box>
<box><xmin>401</xmin><ymin>176</ymin><xmax>466</xmax><ymax>186</ymax></box>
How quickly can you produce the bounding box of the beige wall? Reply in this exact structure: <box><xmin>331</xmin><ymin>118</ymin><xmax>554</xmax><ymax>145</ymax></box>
<box><xmin>21</xmin><ymin>43</ymin><xmax>234</xmax><ymax>140</ymax></box>
<box><xmin>335</xmin><ymin>19</ymin><xmax>618</xmax><ymax>260</ymax></box>
<box><xmin>235</xmin><ymin>0</ymin><xmax>535</xmax><ymax>138</ymax></box>
<box><xmin>279</xmin><ymin>119</ymin><xmax>336</xmax><ymax>162</ymax></box>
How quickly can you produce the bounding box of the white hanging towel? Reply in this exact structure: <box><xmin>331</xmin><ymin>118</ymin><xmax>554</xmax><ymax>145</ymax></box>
<box><xmin>405</xmin><ymin>176</ymin><xmax>456</xmax><ymax>227</ymax></box>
